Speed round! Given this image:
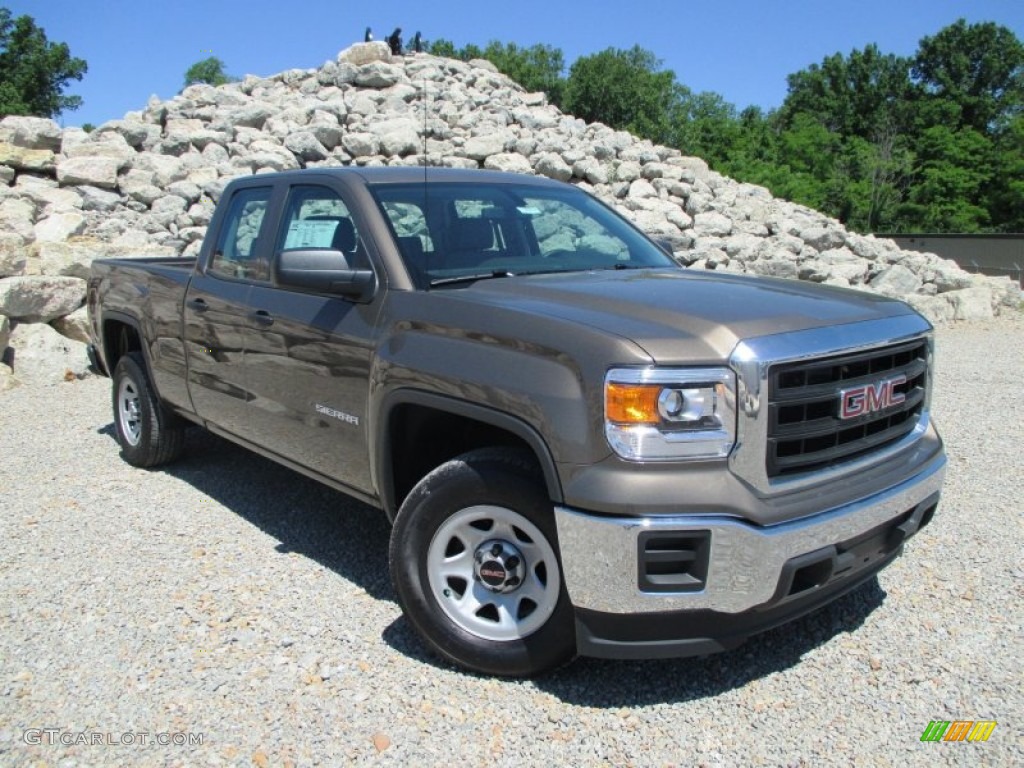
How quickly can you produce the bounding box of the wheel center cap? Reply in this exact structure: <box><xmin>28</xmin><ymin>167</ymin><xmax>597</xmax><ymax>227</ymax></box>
<box><xmin>473</xmin><ymin>539</ymin><xmax>525</xmax><ymax>593</ymax></box>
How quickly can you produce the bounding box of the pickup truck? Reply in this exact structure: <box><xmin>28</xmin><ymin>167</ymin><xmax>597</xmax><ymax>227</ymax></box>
<box><xmin>87</xmin><ymin>167</ymin><xmax>946</xmax><ymax>676</ymax></box>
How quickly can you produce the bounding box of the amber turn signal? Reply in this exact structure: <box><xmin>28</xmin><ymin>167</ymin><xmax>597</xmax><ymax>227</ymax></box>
<box><xmin>606</xmin><ymin>382</ymin><xmax>661</xmax><ymax>424</ymax></box>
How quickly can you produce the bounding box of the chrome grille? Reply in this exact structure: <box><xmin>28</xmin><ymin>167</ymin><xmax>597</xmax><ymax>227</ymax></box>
<box><xmin>766</xmin><ymin>339</ymin><xmax>929</xmax><ymax>477</ymax></box>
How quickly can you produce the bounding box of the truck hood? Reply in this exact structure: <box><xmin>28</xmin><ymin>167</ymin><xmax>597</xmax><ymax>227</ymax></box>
<box><xmin>459</xmin><ymin>268</ymin><xmax>918</xmax><ymax>363</ymax></box>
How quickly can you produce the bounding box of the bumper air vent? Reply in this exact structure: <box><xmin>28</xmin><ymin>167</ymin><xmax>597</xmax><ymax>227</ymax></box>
<box><xmin>637</xmin><ymin>531</ymin><xmax>711</xmax><ymax>593</ymax></box>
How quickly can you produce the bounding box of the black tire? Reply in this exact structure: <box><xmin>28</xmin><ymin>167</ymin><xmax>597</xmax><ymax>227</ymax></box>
<box><xmin>389</xmin><ymin>447</ymin><xmax>576</xmax><ymax>677</ymax></box>
<box><xmin>111</xmin><ymin>351</ymin><xmax>185</xmax><ymax>468</ymax></box>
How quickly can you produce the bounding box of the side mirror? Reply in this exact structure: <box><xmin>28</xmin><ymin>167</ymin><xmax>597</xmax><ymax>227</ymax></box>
<box><xmin>276</xmin><ymin>249</ymin><xmax>376</xmax><ymax>301</ymax></box>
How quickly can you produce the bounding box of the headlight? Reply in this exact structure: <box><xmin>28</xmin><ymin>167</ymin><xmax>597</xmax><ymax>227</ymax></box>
<box><xmin>604</xmin><ymin>367</ymin><xmax>736</xmax><ymax>460</ymax></box>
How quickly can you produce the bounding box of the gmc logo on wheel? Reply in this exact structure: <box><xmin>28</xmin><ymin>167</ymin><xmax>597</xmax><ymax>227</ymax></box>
<box><xmin>839</xmin><ymin>375</ymin><xmax>907</xmax><ymax>419</ymax></box>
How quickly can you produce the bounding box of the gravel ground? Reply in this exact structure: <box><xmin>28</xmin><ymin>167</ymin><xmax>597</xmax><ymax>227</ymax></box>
<box><xmin>1</xmin><ymin>315</ymin><xmax>1021</xmax><ymax>767</ymax></box>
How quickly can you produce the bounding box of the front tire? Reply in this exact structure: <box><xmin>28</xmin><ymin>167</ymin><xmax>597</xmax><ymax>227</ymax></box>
<box><xmin>111</xmin><ymin>351</ymin><xmax>185</xmax><ymax>468</ymax></box>
<box><xmin>389</xmin><ymin>447</ymin><xmax>575</xmax><ymax>676</ymax></box>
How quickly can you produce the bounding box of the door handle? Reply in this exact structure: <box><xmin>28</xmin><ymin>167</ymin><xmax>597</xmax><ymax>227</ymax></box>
<box><xmin>249</xmin><ymin>309</ymin><xmax>274</xmax><ymax>327</ymax></box>
<box><xmin>186</xmin><ymin>297</ymin><xmax>208</xmax><ymax>312</ymax></box>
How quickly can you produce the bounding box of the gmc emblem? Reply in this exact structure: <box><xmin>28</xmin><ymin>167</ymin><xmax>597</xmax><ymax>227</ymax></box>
<box><xmin>839</xmin><ymin>375</ymin><xmax>907</xmax><ymax>419</ymax></box>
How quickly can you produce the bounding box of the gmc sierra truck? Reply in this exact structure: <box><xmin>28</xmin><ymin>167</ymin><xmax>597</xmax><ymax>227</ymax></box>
<box><xmin>87</xmin><ymin>167</ymin><xmax>946</xmax><ymax>676</ymax></box>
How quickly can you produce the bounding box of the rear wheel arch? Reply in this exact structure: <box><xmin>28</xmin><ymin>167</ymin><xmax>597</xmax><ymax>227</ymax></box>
<box><xmin>100</xmin><ymin>313</ymin><xmax>145</xmax><ymax>377</ymax></box>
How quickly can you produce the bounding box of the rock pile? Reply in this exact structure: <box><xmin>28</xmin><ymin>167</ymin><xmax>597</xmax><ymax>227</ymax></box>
<box><xmin>0</xmin><ymin>41</ymin><xmax>1019</xmax><ymax>385</ymax></box>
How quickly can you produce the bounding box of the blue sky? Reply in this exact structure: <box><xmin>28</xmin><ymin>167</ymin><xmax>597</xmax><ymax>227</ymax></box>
<box><xmin>6</xmin><ymin>0</ymin><xmax>1023</xmax><ymax>129</ymax></box>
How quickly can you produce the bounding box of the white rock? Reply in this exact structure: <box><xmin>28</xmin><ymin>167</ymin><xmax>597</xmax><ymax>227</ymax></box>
<box><xmin>0</xmin><ymin>234</ymin><xmax>27</xmax><ymax>277</ymax></box>
<box><xmin>33</xmin><ymin>212</ymin><xmax>87</xmax><ymax>243</ymax></box>
<box><xmin>64</xmin><ymin>133</ymin><xmax>136</xmax><ymax>169</ymax></box>
<box><xmin>0</xmin><ymin>313</ymin><xmax>9</xmax><ymax>349</ymax></box>
<box><xmin>800</xmin><ymin>226</ymin><xmax>845</xmax><ymax>252</ymax></box>
<box><xmin>342</xmin><ymin>132</ymin><xmax>380</xmax><ymax>158</ymax></box>
<box><xmin>355</xmin><ymin>62</ymin><xmax>402</xmax><ymax>88</ymax></box>
<box><xmin>8</xmin><ymin>321</ymin><xmax>90</xmax><ymax>383</ymax></box>
<box><xmin>483</xmin><ymin>153</ymin><xmax>533</xmax><ymax>174</ymax></box>
<box><xmin>0</xmin><ymin>275</ymin><xmax>87</xmax><ymax>322</ymax></box>
<box><xmin>0</xmin><ymin>142</ymin><xmax>56</xmax><ymax>172</ymax></box>
<box><xmin>133</xmin><ymin>154</ymin><xmax>186</xmax><ymax>187</ymax></box>
<box><xmin>375</xmin><ymin>119</ymin><xmax>421</xmax><ymax>156</ymax></box>
<box><xmin>534</xmin><ymin>153</ymin><xmax>572</xmax><ymax>182</ymax></box>
<box><xmin>464</xmin><ymin>134</ymin><xmax>506</xmax><ymax>161</ymax></box>
<box><xmin>946</xmin><ymin>287</ymin><xmax>995</xmax><ymax>322</ymax></box>
<box><xmin>693</xmin><ymin>211</ymin><xmax>733</xmax><ymax>237</ymax></box>
<box><xmin>0</xmin><ymin>198</ymin><xmax>37</xmax><ymax>240</ymax></box>
<box><xmin>0</xmin><ymin>115</ymin><xmax>63</xmax><ymax>150</ymax></box>
<box><xmin>337</xmin><ymin>42</ymin><xmax>392</xmax><ymax>67</ymax></box>
<box><xmin>905</xmin><ymin>294</ymin><xmax>955</xmax><ymax>325</ymax></box>
<box><xmin>869</xmin><ymin>264</ymin><xmax>923</xmax><ymax>297</ymax></box>
<box><xmin>51</xmin><ymin>305</ymin><xmax>90</xmax><ymax>344</ymax></box>
<box><xmin>57</xmin><ymin>156</ymin><xmax>120</xmax><ymax>189</ymax></box>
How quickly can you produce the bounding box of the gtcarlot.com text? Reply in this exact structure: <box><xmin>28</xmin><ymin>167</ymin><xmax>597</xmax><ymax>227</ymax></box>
<box><xmin>24</xmin><ymin>729</ymin><xmax>204</xmax><ymax>747</ymax></box>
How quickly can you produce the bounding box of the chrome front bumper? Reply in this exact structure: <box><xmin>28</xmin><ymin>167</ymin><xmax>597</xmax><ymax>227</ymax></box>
<box><xmin>554</xmin><ymin>450</ymin><xmax>946</xmax><ymax>615</ymax></box>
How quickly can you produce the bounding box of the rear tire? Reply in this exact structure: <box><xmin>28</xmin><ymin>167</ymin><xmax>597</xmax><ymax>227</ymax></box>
<box><xmin>389</xmin><ymin>447</ymin><xmax>576</xmax><ymax>677</ymax></box>
<box><xmin>111</xmin><ymin>351</ymin><xmax>185</xmax><ymax>468</ymax></box>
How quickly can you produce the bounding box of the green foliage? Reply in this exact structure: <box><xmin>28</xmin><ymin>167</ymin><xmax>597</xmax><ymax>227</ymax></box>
<box><xmin>184</xmin><ymin>56</ymin><xmax>233</xmax><ymax>87</ymax></box>
<box><xmin>912</xmin><ymin>19</ymin><xmax>1024</xmax><ymax>134</ymax></box>
<box><xmin>429</xmin><ymin>20</ymin><xmax>1022</xmax><ymax>234</ymax></box>
<box><xmin>780</xmin><ymin>44</ymin><xmax>914</xmax><ymax>138</ymax></box>
<box><xmin>81</xmin><ymin>122</ymin><xmax>94</xmax><ymax>133</ymax></box>
<box><xmin>427</xmin><ymin>39</ymin><xmax>565</xmax><ymax>104</ymax></box>
<box><xmin>481</xmin><ymin>41</ymin><xmax>565</xmax><ymax>104</ymax></box>
<box><xmin>563</xmin><ymin>46</ymin><xmax>683</xmax><ymax>145</ymax></box>
<box><xmin>0</xmin><ymin>7</ymin><xmax>87</xmax><ymax>118</ymax></box>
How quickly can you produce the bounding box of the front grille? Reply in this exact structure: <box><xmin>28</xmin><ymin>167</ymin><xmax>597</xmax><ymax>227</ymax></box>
<box><xmin>766</xmin><ymin>339</ymin><xmax>928</xmax><ymax>477</ymax></box>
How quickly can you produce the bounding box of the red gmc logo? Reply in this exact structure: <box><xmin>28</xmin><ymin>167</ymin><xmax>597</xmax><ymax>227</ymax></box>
<box><xmin>839</xmin><ymin>375</ymin><xmax>907</xmax><ymax>419</ymax></box>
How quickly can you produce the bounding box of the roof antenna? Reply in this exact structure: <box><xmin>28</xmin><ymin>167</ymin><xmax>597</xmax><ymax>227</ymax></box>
<box><xmin>422</xmin><ymin>62</ymin><xmax>430</xmax><ymax>285</ymax></box>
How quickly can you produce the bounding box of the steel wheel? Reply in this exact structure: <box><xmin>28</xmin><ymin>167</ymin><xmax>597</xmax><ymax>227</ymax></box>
<box><xmin>390</xmin><ymin>447</ymin><xmax>576</xmax><ymax>676</ymax></box>
<box><xmin>426</xmin><ymin>505</ymin><xmax>561</xmax><ymax>642</ymax></box>
<box><xmin>117</xmin><ymin>376</ymin><xmax>142</xmax><ymax>447</ymax></box>
<box><xmin>110</xmin><ymin>352</ymin><xmax>185</xmax><ymax>467</ymax></box>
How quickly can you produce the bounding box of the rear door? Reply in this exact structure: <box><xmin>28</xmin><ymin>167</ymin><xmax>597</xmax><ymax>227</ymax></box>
<box><xmin>243</xmin><ymin>182</ymin><xmax>383</xmax><ymax>495</ymax></box>
<box><xmin>184</xmin><ymin>184</ymin><xmax>274</xmax><ymax>438</ymax></box>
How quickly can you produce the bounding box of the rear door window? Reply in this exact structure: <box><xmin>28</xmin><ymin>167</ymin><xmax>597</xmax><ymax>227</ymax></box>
<box><xmin>209</xmin><ymin>187</ymin><xmax>273</xmax><ymax>281</ymax></box>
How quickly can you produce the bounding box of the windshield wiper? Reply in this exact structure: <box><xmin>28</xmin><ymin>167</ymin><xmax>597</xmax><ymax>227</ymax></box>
<box><xmin>429</xmin><ymin>270</ymin><xmax>515</xmax><ymax>287</ymax></box>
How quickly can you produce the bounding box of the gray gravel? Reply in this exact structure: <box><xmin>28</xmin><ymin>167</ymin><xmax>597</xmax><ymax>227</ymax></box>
<box><xmin>1</xmin><ymin>316</ymin><xmax>1021</xmax><ymax>767</ymax></box>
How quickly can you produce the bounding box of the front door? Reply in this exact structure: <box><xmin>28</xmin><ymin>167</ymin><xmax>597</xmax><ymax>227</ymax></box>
<box><xmin>243</xmin><ymin>183</ymin><xmax>381</xmax><ymax>495</ymax></box>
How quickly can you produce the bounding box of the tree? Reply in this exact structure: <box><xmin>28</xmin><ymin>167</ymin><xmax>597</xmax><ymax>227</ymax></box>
<box><xmin>183</xmin><ymin>56</ymin><xmax>233</xmax><ymax>87</ymax></box>
<box><xmin>780</xmin><ymin>44</ymin><xmax>914</xmax><ymax>139</ymax></box>
<box><xmin>0</xmin><ymin>7</ymin><xmax>87</xmax><ymax>118</ymax></box>
<box><xmin>912</xmin><ymin>19</ymin><xmax>1024</xmax><ymax>135</ymax></box>
<box><xmin>480</xmin><ymin>41</ymin><xmax>565</xmax><ymax>105</ymax></box>
<box><xmin>562</xmin><ymin>46</ymin><xmax>684</xmax><ymax>144</ymax></box>
<box><xmin>425</xmin><ymin>39</ymin><xmax>565</xmax><ymax>103</ymax></box>
<box><xmin>899</xmin><ymin>126</ymin><xmax>993</xmax><ymax>231</ymax></box>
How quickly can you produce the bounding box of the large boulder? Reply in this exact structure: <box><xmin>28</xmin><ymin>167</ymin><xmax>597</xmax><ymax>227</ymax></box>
<box><xmin>56</xmin><ymin>156</ymin><xmax>120</xmax><ymax>189</ymax></box>
<box><xmin>7</xmin><ymin>321</ymin><xmax>90</xmax><ymax>383</ymax></box>
<box><xmin>0</xmin><ymin>116</ymin><xmax>63</xmax><ymax>151</ymax></box>
<box><xmin>51</xmin><ymin>305</ymin><xmax>91</xmax><ymax>344</ymax></box>
<box><xmin>0</xmin><ymin>234</ymin><xmax>28</xmax><ymax>277</ymax></box>
<box><xmin>0</xmin><ymin>275</ymin><xmax>86</xmax><ymax>322</ymax></box>
<box><xmin>0</xmin><ymin>142</ymin><xmax>56</xmax><ymax>172</ymax></box>
<box><xmin>338</xmin><ymin>42</ymin><xmax>392</xmax><ymax>67</ymax></box>
<box><xmin>34</xmin><ymin>212</ymin><xmax>87</xmax><ymax>243</ymax></box>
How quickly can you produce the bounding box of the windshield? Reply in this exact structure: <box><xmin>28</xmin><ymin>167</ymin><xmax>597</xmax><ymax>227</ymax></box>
<box><xmin>369</xmin><ymin>181</ymin><xmax>677</xmax><ymax>287</ymax></box>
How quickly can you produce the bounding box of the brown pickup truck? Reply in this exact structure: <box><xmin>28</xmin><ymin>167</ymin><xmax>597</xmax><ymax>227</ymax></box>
<box><xmin>87</xmin><ymin>167</ymin><xmax>946</xmax><ymax>676</ymax></box>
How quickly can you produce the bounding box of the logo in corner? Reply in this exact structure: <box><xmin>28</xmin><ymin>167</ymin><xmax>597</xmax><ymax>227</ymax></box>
<box><xmin>920</xmin><ymin>720</ymin><xmax>997</xmax><ymax>742</ymax></box>
<box><xmin>839</xmin><ymin>374</ymin><xmax>907</xmax><ymax>420</ymax></box>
